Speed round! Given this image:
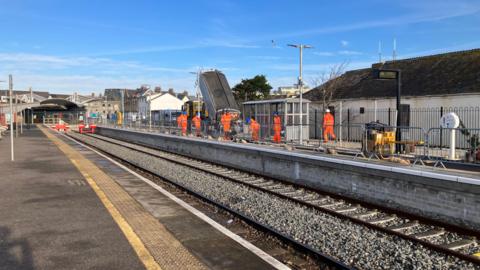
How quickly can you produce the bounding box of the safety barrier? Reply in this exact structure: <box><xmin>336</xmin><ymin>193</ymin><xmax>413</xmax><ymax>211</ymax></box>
<box><xmin>426</xmin><ymin>128</ymin><xmax>480</xmax><ymax>163</ymax></box>
<box><xmin>93</xmin><ymin>117</ymin><xmax>480</xmax><ymax>165</ymax></box>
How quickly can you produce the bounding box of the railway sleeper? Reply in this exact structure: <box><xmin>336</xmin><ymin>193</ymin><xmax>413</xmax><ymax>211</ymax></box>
<box><xmin>318</xmin><ymin>201</ymin><xmax>344</xmax><ymax>208</ymax></box>
<box><xmin>334</xmin><ymin>206</ymin><xmax>358</xmax><ymax>214</ymax></box>
<box><xmin>387</xmin><ymin>221</ymin><xmax>419</xmax><ymax>232</ymax></box>
<box><xmin>352</xmin><ymin>210</ymin><xmax>378</xmax><ymax>219</ymax></box>
<box><xmin>368</xmin><ymin>215</ymin><xmax>397</xmax><ymax>225</ymax></box>
<box><xmin>411</xmin><ymin>228</ymin><xmax>445</xmax><ymax>239</ymax></box>
<box><xmin>441</xmin><ymin>239</ymin><xmax>476</xmax><ymax>251</ymax></box>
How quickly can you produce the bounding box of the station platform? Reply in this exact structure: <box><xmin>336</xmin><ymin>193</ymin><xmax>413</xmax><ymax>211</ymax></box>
<box><xmin>0</xmin><ymin>127</ymin><xmax>285</xmax><ymax>270</ymax></box>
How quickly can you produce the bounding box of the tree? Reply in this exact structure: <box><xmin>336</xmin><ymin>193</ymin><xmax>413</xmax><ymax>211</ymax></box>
<box><xmin>310</xmin><ymin>62</ymin><xmax>348</xmax><ymax>112</ymax></box>
<box><xmin>232</xmin><ymin>75</ymin><xmax>272</xmax><ymax>101</ymax></box>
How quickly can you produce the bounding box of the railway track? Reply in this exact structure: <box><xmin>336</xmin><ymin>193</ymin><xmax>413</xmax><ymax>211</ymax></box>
<box><xmin>69</xmin><ymin>131</ymin><xmax>480</xmax><ymax>268</ymax></box>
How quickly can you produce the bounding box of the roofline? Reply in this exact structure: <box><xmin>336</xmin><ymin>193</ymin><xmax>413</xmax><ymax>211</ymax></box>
<box><xmin>243</xmin><ymin>97</ymin><xmax>311</xmax><ymax>105</ymax></box>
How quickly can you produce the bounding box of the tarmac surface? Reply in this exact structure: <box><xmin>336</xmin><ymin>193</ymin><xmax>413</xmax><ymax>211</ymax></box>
<box><xmin>0</xmin><ymin>126</ymin><xmax>281</xmax><ymax>270</ymax></box>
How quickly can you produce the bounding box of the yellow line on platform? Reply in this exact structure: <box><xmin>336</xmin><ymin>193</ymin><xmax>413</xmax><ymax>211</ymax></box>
<box><xmin>40</xmin><ymin>126</ymin><xmax>161</xmax><ymax>270</ymax></box>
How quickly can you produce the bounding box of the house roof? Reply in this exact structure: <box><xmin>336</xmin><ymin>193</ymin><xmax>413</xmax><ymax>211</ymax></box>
<box><xmin>304</xmin><ymin>48</ymin><xmax>480</xmax><ymax>101</ymax></box>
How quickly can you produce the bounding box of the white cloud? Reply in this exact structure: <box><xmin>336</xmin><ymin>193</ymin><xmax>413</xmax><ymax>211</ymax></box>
<box><xmin>0</xmin><ymin>52</ymin><xmax>240</xmax><ymax>94</ymax></box>
<box><xmin>341</xmin><ymin>40</ymin><xmax>349</xmax><ymax>47</ymax></box>
<box><xmin>313</xmin><ymin>52</ymin><xmax>335</xmax><ymax>57</ymax></box>
<box><xmin>338</xmin><ymin>50</ymin><xmax>362</xmax><ymax>55</ymax></box>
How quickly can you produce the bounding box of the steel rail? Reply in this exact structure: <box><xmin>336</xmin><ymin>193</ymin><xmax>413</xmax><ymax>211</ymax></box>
<box><xmin>76</xmin><ymin>132</ymin><xmax>480</xmax><ymax>265</ymax></box>
<box><xmin>66</xmin><ymin>132</ymin><xmax>353</xmax><ymax>270</ymax></box>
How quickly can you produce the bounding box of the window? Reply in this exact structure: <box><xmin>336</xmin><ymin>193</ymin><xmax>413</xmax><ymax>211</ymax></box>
<box><xmin>360</xmin><ymin>107</ymin><xmax>365</xmax><ymax>114</ymax></box>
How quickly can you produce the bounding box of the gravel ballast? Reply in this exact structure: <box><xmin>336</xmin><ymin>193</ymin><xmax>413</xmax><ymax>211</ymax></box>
<box><xmin>69</xmin><ymin>132</ymin><xmax>479</xmax><ymax>270</ymax></box>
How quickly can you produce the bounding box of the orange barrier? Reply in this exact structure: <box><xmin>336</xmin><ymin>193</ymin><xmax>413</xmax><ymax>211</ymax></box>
<box><xmin>78</xmin><ymin>124</ymin><xmax>96</xmax><ymax>134</ymax></box>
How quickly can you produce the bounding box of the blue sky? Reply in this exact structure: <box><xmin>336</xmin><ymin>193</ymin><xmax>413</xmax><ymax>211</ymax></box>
<box><xmin>0</xmin><ymin>0</ymin><xmax>479</xmax><ymax>94</ymax></box>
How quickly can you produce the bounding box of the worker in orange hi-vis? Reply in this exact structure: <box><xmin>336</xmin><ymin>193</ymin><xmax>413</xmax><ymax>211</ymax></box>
<box><xmin>273</xmin><ymin>112</ymin><xmax>282</xmax><ymax>143</ymax></box>
<box><xmin>250</xmin><ymin>117</ymin><xmax>260</xmax><ymax>141</ymax></box>
<box><xmin>180</xmin><ymin>111</ymin><xmax>188</xmax><ymax>136</ymax></box>
<box><xmin>176</xmin><ymin>113</ymin><xmax>183</xmax><ymax>129</ymax></box>
<box><xmin>220</xmin><ymin>110</ymin><xmax>232</xmax><ymax>140</ymax></box>
<box><xmin>192</xmin><ymin>112</ymin><xmax>202</xmax><ymax>137</ymax></box>
<box><xmin>323</xmin><ymin>109</ymin><xmax>336</xmax><ymax>142</ymax></box>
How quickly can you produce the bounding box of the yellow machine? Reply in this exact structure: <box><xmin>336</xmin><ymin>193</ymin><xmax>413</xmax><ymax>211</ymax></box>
<box><xmin>183</xmin><ymin>100</ymin><xmax>208</xmax><ymax>119</ymax></box>
<box><xmin>367</xmin><ymin>130</ymin><xmax>396</xmax><ymax>155</ymax></box>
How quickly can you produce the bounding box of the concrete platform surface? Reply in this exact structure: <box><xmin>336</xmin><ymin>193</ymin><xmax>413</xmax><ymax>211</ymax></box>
<box><xmin>0</xmin><ymin>127</ymin><xmax>284</xmax><ymax>270</ymax></box>
<box><xmin>0</xmin><ymin>128</ymin><xmax>144</xmax><ymax>270</ymax></box>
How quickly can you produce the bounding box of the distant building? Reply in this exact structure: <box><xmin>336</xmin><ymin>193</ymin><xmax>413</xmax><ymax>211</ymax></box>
<box><xmin>138</xmin><ymin>92</ymin><xmax>183</xmax><ymax>122</ymax></box>
<box><xmin>0</xmin><ymin>90</ymin><xmax>49</xmax><ymax>103</ymax></box>
<box><xmin>82</xmin><ymin>97</ymin><xmax>120</xmax><ymax>119</ymax></box>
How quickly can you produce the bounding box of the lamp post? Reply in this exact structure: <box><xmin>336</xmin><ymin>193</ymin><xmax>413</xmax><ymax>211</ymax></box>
<box><xmin>288</xmin><ymin>44</ymin><xmax>312</xmax><ymax>144</ymax></box>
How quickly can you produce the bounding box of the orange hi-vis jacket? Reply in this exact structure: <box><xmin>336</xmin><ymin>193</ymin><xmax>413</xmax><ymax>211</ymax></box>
<box><xmin>192</xmin><ymin>115</ymin><xmax>201</xmax><ymax>130</ymax></box>
<box><xmin>221</xmin><ymin>113</ymin><xmax>232</xmax><ymax>132</ymax></box>
<box><xmin>250</xmin><ymin>119</ymin><xmax>260</xmax><ymax>140</ymax></box>
<box><xmin>273</xmin><ymin>116</ymin><xmax>281</xmax><ymax>131</ymax></box>
<box><xmin>323</xmin><ymin>113</ymin><xmax>334</xmax><ymax>128</ymax></box>
<box><xmin>177</xmin><ymin>115</ymin><xmax>183</xmax><ymax>128</ymax></box>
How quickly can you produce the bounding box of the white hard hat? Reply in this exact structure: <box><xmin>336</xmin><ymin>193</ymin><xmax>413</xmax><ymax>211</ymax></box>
<box><xmin>325</xmin><ymin>109</ymin><xmax>330</xmax><ymax>113</ymax></box>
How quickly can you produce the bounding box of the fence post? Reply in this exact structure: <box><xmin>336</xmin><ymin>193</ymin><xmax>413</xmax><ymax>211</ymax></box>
<box><xmin>347</xmin><ymin>108</ymin><xmax>350</xmax><ymax>141</ymax></box>
<box><xmin>388</xmin><ymin>107</ymin><xmax>391</xmax><ymax>126</ymax></box>
<box><xmin>440</xmin><ymin>106</ymin><xmax>443</xmax><ymax>149</ymax></box>
<box><xmin>339</xmin><ymin>101</ymin><xmax>343</xmax><ymax>143</ymax></box>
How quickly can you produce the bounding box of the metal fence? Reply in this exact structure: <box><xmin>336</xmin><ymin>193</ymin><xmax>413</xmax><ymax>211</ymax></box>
<box><xmin>310</xmin><ymin>106</ymin><xmax>480</xmax><ymax>140</ymax></box>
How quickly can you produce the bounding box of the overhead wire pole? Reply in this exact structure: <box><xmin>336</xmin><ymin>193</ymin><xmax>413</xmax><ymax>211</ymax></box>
<box><xmin>9</xmin><ymin>75</ymin><xmax>14</xmax><ymax>161</ymax></box>
<box><xmin>288</xmin><ymin>44</ymin><xmax>313</xmax><ymax>144</ymax></box>
<box><xmin>190</xmin><ymin>69</ymin><xmax>203</xmax><ymax>115</ymax></box>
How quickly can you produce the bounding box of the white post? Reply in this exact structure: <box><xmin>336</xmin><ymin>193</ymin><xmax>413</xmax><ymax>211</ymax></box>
<box><xmin>9</xmin><ymin>75</ymin><xmax>14</xmax><ymax>161</ymax></box>
<box><xmin>449</xmin><ymin>129</ymin><xmax>456</xmax><ymax>160</ymax></box>
<box><xmin>15</xmin><ymin>94</ymin><xmax>18</xmax><ymax>137</ymax></box>
<box><xmin>374</xmin><ymin>99</ymin><xmax>377</xmax><ymax>122</ymax></box>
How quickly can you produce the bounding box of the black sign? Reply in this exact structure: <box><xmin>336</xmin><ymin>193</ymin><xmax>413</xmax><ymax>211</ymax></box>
<box><xmin>379</xmin><ymin>71</ymin><xmax>398</xmax><ymax>79</ymax></box>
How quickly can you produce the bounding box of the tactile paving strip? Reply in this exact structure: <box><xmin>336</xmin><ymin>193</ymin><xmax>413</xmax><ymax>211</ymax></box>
<box><xmin>40</xmin><ymin>126</ymin><xmax>207</xmax><ymax>270</ymax></box>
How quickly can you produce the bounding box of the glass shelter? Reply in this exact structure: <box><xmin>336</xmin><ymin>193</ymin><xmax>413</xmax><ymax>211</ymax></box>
<box><xmin>243</xmin><ymin>98</ymin><xmax>310</xmax><ymax>141</ymax></box>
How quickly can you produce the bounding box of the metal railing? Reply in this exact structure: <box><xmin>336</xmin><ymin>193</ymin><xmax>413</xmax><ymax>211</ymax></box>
<box><xmin>91</xmin><ymin>117</ymin><xmax>480</xmax><ymax>165</ymax></box>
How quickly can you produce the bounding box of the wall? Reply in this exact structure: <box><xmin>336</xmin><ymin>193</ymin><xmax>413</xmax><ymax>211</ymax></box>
<box><xmin>97</xmin><ymin>127</ymin><xmax>480</xmax><ymax>230</ymax></box>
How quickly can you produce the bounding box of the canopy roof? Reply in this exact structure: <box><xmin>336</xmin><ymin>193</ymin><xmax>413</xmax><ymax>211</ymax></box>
<box><xmin>35</xmin><ymin>99</ymin><xmax>84</xmax><ymax>111</ymax></box>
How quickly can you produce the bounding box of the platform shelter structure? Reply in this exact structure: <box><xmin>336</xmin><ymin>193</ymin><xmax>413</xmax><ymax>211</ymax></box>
<box><xmin>33</xmin><ymin>99</ymin><xmax>85</xmax><ymax>125</ymax></box>
<box><xmin>243</xmin><ymin>97</ymin><xmax>310</xmax><ymax>141</ymax></box>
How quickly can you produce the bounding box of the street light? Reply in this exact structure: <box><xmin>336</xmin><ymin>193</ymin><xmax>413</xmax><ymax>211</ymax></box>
<box><xmin>288</xmin><ymin>44</ymin><xmax>313</xmax><ymax>144</ymax></box>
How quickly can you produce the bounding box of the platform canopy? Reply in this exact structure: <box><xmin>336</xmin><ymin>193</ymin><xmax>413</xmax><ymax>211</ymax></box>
<box><xmin>34</xmin><ymin>99</ymin><xmax>84</xmax><ymax>111</ymax></box>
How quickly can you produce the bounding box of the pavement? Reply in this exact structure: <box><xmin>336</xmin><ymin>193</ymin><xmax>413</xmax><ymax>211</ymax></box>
<box><xmin>0</xmin><ymin>127</ymin><xmax>144</xmax><ymax>270</ymax></box>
